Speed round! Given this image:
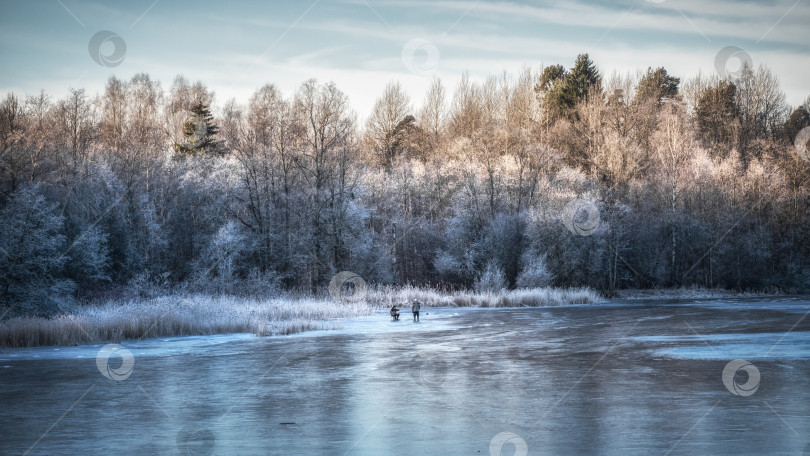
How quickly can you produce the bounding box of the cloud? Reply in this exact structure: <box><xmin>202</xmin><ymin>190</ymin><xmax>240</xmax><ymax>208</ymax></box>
<box><xmin>1</xmin><ymin>0</ymin><xmax>807</xmax><ymax>113</ymax></box>
<box><xmin>367</xmin><ymin>0</ymin><xmax>810</xmax><ymax>46</ymax></box>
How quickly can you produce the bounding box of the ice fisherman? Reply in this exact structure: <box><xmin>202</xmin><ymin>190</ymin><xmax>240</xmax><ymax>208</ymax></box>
<box><xmin>390</xmin><ymin>305</ymin><xmax>400</xmax><ymax>321</ymax></box>
<box><xmin>411</xmin><ymin>299</ymin><xmax>421</xmax><ymax>321</ymax></box>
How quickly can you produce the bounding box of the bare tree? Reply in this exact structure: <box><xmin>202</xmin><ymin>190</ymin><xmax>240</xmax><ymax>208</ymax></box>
<box><xmin>419</xmin><ymin>76</ymin><xmax>446</xmax><ymax>142</ymax></box>
<box><xmin>233</xmin><ymin>84</ymin><xmax>301</xmax><ymax>274</ymax></box>
<box><xmin>23</xmin><ymin>91</ymin><xmax>52</xmax><ymax>182</ymax></box>
<box><xmin>653</xmin><ymin>102</ymin><xmax>693</xmax><ymax>284</ymax></box>
<box><xmin>735</xmin><ymin>63</ymin><xmax>788</xmax><ymax>156</ymax></box>
<box><xmin>681</xmin><ymin>70</ymin><xmax>718</xmax><ymax>116</ymax></box>
<box><xmin>55</xmin><ymin>88</ymin><xmax>95</xmax><ymax>167</ymax></box>
<box><xmin>100</xmin><ymin>76</ymin><xmax>128</xmax><ymax>154</ymax></box>
<box><xmin>0</xmin><ymin>93</ymin><xmax>27</xmax><ymax>194</ymax></box>
<box><xmin>365</xmin><ymin>81</ymin><xmax>411</xmax><ymax>168</ymax></box>
<box><xmin>294</xmin><ymin>80</ymin><xmax>356</xmax><ymax>291</ymax></box>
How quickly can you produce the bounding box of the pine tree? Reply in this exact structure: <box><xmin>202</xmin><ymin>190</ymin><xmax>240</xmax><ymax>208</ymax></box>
<box><xmin>636</xmin><ymin>66</ymin><xmax>680</xmax><ymax>104</ymax></box>
<box><xmin>568</xmin><ymin>53</ymin><xmax>601</xmax><ymax>102</ymax></box>
<box><xmin>174</xmin><ymin>101</ymin><xmax>221</xmax><ymax>156</ymax></box>
<box><xmin>785</xmin><ymin>105</ymin><xmax>810</xmax><ymax>141</ymax></box>
<box><xmin>696</xmin><ymin>80</ymin><xmax>738</xmax><ymax>155</ymax></box>
<box><xmin>534</xmin><ymin>54</ymin><xmax>601</xmax><ymax>123</ymax></box>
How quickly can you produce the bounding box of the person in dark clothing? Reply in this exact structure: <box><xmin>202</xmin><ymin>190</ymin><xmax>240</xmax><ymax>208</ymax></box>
<box><xmin>390</xmin><ymin>305</ymin><xmax>400</xmax><ymax>320</ymax></box>
<box><xmin>411</xmin><ymin>299</ymin><xmax>421</xmax><ymax>321</ymax></box>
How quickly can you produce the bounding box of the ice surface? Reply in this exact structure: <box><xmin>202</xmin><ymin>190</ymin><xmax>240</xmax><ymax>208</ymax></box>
<box><xmin>1</xmin><ymin>298</ymin><xmax>809</xmax><ymax>455</ymax></box>
<box><xmin>632</xmin><ymin>331</ymin><xmax>810</xmax><ymax>360</ymax></box>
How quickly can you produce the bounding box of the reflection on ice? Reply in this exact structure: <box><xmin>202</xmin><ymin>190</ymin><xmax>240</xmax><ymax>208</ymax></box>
<box><xmin>633</xmin><ymin>331</ymin><xmax>810</xmax><ymax>360</ymax></box>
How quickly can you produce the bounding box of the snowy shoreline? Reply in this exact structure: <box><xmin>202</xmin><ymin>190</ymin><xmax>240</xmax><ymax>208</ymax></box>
<box><xmin>613</xmin><ymin>287</ymin><xmax>789</xmax><ymax>300</ymax></box>
<box><xmin>0</xmin><ymin>287</ymin><xmax>601</xmax><ymax>348</ymax></box>
<box><xmin>3</xmin><ymin>287</ymin><xmax>802</xmax><ymax>349</ymax></box>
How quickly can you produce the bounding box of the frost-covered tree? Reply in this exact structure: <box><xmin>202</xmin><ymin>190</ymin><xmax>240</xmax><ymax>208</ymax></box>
<box><xmin>516</xmin><ymin>252</ymin><xmax>554</xmax><ymax>288</ymax></box>
<box><xmin>474</xmin><ymin>260</ymin><xmax>507</xmax><ymax>293</ymax></box>
<box><xmin>0</xmin><ymin>59</ymin><xmax>806</xmax><ymax>307</ymax></box>
<box><xmin>0</xmin><ymin>185</ymin><xmax>73</xmax><ymax>315</ymax></box>
<box><xmin>293</xmin><ymin>79</ymin><xmax>357</xmax><ymax>291</ymax></box>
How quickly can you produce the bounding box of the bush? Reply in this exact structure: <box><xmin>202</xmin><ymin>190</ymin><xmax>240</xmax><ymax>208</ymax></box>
<box><xmin>516</xmin><ymin>253</ymin><xmax>555</xmax><ymax>288</ymax></box>
<box><xmin>474</xmin><ymin>261</ymin><xmax>507</xmax><ymax>293</ymax></box>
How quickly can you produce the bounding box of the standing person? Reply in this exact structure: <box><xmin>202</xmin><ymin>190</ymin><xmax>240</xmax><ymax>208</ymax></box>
<box><xmin>411</xmin><ymin>299</ymin><xmax>421</xmax><ymax>321</ymax></box>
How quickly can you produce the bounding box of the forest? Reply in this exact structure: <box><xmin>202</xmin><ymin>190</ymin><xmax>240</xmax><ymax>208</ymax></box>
<box><xmin>2</xmin><ymin>53</ymin><xmax>809</xmax><ymax>317</ymax></box>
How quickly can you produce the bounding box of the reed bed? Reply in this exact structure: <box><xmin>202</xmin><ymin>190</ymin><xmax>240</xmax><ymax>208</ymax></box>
<box><xmin>368</xmin><ymin>285</ymin><xmax>602</xmax><ymax>308</ymax></box>
<box><xmin>0</xmin><ymin>287</ymin><xmax>603</xmax><ymax>347</ymax></box>
<box><xmin>0</xmin><ymin>295</ymin><xmax>372</xmax><ymax>348</ymax></box>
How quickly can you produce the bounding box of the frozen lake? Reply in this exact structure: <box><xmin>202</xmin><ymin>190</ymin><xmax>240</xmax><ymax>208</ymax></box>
<box><xmin>1</xmin><ymin>297</ymin><xmax>809</xmax><ymax>455</ymax></box>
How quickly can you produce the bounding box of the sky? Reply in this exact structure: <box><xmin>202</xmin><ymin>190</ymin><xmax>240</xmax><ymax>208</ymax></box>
<box><xmin>0</xmin><ymin>0</ymin><xmax>808</xmax><ymax>118</ymax></box>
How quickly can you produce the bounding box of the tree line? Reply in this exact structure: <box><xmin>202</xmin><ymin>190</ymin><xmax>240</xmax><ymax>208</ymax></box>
<box><xmin>1</xmin><ymin>54</ymin><xmax>809</xmax><ymax>315</ymax></box>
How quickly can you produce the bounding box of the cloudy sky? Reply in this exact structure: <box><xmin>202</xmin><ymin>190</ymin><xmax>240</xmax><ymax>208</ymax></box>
<box><xmin>1</xmin><ymin>0</ymin><xmax>808</xmax><ymax>116</ymax></box>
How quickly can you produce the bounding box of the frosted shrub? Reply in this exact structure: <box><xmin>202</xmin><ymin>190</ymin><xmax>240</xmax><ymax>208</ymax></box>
<box><xmin>474</xmin><ymin>261</ymin><xmax>507</xmax><ymax>293</ymax></box>
<box><xmin>516</xmin><ymin>254</ymin><xmax>554</xmax><ymax>288</ymax></box>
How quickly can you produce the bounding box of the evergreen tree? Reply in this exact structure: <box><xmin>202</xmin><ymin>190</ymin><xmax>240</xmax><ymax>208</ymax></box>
<box><xmin>174</xmin><ymin>101</ymin><xmax>221</xmax><ymax>156</ymax></box>
<box><xmin>388</xmin><ymin>114</ymin><xmax>419</xmax><ymax>160</ymax></box>
<box><xmin>535</xmin><ymin>54</ymin><xmax>601</xmax><ymax>122</ymax></box>
<box><xmin>568</xmin><ymin>53</ymin><xmax>601</xmax><ymax>102</ymax></box>
<box><xmin>696</xmin><ymin>80</ymin><xmax>738</xmax><ymax>155</ymax></box>
<box><xmin>536</xmin><ymin>64</ymin><xmax>575</xmax><ymax>123</ymax></box>
<box><xmin>785</xmin><ymin>105</ymin><xmax>810</xmax><ymax>141</ymax></box>
<box><xmin>636</xmin><ymin>66</ymin><xmax>680</xmax><ymax>104</ymax></box>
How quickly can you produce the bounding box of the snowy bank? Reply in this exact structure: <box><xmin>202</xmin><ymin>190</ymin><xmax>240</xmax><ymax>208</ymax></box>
<box><xmin>0</xmin><ymin>287</ymin><xmax>603</xmax><ymax>347</ymax></box>
<box><xmin>614</xmin><ymin>287</ymin><xmax>783</xmax><ymax>300</ymax></box>
<box><xmin>0</xmin><ymin>295</ymin><xmax>373</xmax><ymax>348</ymax></box>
